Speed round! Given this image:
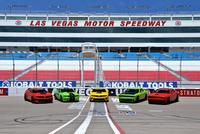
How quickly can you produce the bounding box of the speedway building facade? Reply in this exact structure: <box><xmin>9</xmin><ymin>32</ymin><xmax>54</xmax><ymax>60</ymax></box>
<box><xmin>1</xmin><ymin>0</ymin><xmax>200</xmax><ymax>94</ymax></box>
<box><xmin>0</xmin><ymin>0</ymin><xmax>200</xmax><ymax>52</ymax></box>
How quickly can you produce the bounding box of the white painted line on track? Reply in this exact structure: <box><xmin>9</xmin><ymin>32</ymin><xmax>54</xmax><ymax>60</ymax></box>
<box><xmin>148</xmin><ymin>110</ymin><xmax>163</xmax><ymax>113</ymax></box>
<box><xmin>104</xmin><ymin>103</ymin><xmax>121</xmax><ymax>134</ymax></box>
<box><xmin>48</xmin><ymin>97</ymin><xmax>89</xmax><ymax>134</ymax></box>
<box><xmin>74</xmin><ymin>102</ymin><xmax>94</xmax><ymax>134</ymax></box>
<box><xmin>68</xmin><ymin>97</ymin><xmax>87</xmax><ymax>110</ymax></box>
<box><xmin>111</xmin><ymin>97</ymin><xmax>132</xmax><ymax>111</ymax></box>
<box><xmin>111</xmin><ymin>97</ymin><xmax>119</xmax><ymax>103</ymax></box>
<box><xmin>115</xmin><ymin>104</ymin><xmax>132</xmax><ymax>111</ymax></box>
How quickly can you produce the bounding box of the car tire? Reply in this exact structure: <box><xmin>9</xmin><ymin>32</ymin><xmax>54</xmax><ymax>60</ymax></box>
<box><xmin>31</xmin><ymin>96</ymin><xmax>35</xmax><ymax>103</ymax></box>
<box><xmin>144</xmin><ymin>94</ymin><xmax>147</xmax><ymax>100</ymax></box>
<box><xmin>60</xmin><ymin>96</ymin><xmax>63</xmax><ymax>102</ymax></box>
<box><xmin>166</xmin><ymin>98</ymin><xmax>170</xmax><ymax>104</ymax></box>
<box><xmin>24</xmin><ymin>95</ymin><xmax>28</xmax><ymax>101</ymax></box>
<box><xmin>54</xmin><ymin>94</ymin><xmax>57</xmax><ymax>100</ymax></box>
<box><xmin>49</xmin><ymin>99</ymin><xmax>53</xmax><ymax>103</ymax></box>
<box><xmin>136</xmin><ymin>96</ymin><xmax>139</xmax><ymax>103</ymax></box>
<box><xmin>175</xmin><ymin>95</ymin><xmax>179</xmax><ymax>102</ymax></box>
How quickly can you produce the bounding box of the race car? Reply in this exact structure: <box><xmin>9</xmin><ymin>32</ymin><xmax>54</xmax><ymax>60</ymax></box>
<box><xmin>148</xmin><ymin>88</ymin><xmax>179</xmax><ymax>104</ymax></box>
<box><xmin>54</xmin><ymin>88</ymin><xmax>79</xmax><ymax>102</ymax></box>
<box><xmin>118</xmin><ymin>88</ymin><xmax>148</xmax><ymax>103</ymax></box>
<box><xmin>89</xmin><ymin>88</ymin><xmax>109</xmax><ymax>102</ymax></box>
<box><xmin>24</xmin><ymin>88</ymin><xmax>53</xmax><ymax>103</ymax></box>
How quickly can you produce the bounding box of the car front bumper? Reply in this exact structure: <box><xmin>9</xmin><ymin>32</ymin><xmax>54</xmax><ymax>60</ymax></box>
<box><xmin>62</xmin><ymin>96</ymin><xmax>79</xmax><ymax>102</ymax></box>
<box><xmin>119</xmin><ymin>96</ymin><xmax>136</xmax><ymax>102</ymax></box>
<box><xmin>148</xmin><ymin>97</ymin><xmax>167</xmax><ymax>103</ymax></box>
<box><xmin>90</xmin><ymin>96</ymin><xmax>109</xmax><ymax>102</ymax></box>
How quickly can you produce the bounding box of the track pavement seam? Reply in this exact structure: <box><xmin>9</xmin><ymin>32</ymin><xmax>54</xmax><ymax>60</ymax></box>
<box><xmin>105</xmin><ymin>102</ymin><xmax>126</xmax><ymax>134</ymax></box>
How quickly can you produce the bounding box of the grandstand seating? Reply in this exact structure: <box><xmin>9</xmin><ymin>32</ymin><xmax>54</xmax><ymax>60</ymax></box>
<box><xmin>0</xmin><ymin>51</ymin><xmax>200</xmax><ymax>81</ymax></box>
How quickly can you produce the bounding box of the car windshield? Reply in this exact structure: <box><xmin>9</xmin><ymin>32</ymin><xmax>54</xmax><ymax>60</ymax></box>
<box><xmin>124</xmin><ymin>89</ymin><xmax>139</xmax><ymax>94</ymax></box>
<box><xmin>32</xmin><ymin>89</ymin><xmax>47</xmax><ymax>93</ymax></box>
<box><xmin>92</xmin><ymin>89</ymin><xmax>106</xmax><ymax>93</ymax></box>
<box><xmin>156</xmin><ymin>89</ymin><xmax>170</xmax><ymax>93</ymax></box>
<box><xmin>60</xmin><ymin>88</ymin><xmax>75</xmax><ymax>92</ymax></box>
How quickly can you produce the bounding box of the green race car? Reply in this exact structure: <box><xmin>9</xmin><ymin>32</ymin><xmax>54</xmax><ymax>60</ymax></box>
<box><xmin>54</xmin><ymin>88</ymin><xmax>80</xmax><ymax>102</ymax></box>
<box><xmin>118</xmin><ymin>88</ymin><xmax>148</xmax><ymax>103</ymax></box>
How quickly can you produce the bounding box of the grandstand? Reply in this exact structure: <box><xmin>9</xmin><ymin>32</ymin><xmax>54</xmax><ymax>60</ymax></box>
<box><xmin>0</xmin><ymin>0</ymin><xmax>200</xmax><ymax>88</ymax></box>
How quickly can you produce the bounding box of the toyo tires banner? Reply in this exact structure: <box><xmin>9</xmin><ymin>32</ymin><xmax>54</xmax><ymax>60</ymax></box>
<box><xmin>0</xmin><ymin>80</ymin><xmax>76</xmax><ymax>88</ymax></box>
<box><xmin>99</xmin><ymin>81</ymin><xmax>177</xmax><ymax>89</ymax></box>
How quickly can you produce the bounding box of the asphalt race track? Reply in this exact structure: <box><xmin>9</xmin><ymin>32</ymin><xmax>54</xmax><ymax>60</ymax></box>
<box><xmin>0</xmin><ymin>96</ymin><xmax>200</xmax><ymax>134</ymax></box>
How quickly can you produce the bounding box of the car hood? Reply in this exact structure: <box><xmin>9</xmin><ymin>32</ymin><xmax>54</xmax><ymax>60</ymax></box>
<box><xmin>60</xmin><ymin>92</ymin><xmax>79</xmax><ymax>96</ymax></box>
<box><xmin>148</xmin><ymin>93</ymin><xmax>170</xmax><ymax>97</ymax></box>
<box><xmin>90</xmin><ymin>92</ymin><xmax>108</xmax><ymax>96</ymax></box>
<box><xmin>118</xmin><ymin>93</ymin><xmax>137</xmax><ymax>97</ymax></box>
<box><xmin>34</xmin><ymin>93</ymin><xmax>52</xmax><ymax>96</ymax></box>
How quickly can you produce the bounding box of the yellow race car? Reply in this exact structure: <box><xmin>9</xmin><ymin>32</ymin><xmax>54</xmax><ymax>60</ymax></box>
<box><xmin>89</xmin><ymin>88</ymin><xmax>109</xmax><ymax>102</ymax></box>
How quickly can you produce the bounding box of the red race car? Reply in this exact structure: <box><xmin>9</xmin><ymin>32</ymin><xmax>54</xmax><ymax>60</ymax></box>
<box><xmin>24</xmin><ymin>88</ymin><xmax>53</xmax><ymax>103</ymax></box>
<box><xmin>148</xmin><ymin>88</ymin><xmax>179</xmax><ymax>104</ymax></box>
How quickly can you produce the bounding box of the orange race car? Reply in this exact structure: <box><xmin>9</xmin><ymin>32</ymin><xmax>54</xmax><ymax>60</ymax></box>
<box><xmin>148</xmin><ymin>88</ymin><xmax>179</xmax><ymax>104</ymax></box>
<box><xmin>24</xmin><ymin>88</ymin><xmax>53</xmax><ymax>103</ymax></box>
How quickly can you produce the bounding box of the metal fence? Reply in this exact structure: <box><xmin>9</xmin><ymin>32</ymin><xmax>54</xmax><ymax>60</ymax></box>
<box><xmin>0</xmin><ymin>52</ymin><xmax>200</xmax><ymax>88</ymax></box>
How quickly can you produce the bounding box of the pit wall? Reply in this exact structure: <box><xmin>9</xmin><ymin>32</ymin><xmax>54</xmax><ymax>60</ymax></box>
<box><xmin>0</xmin><ymin>88</ymin><xmax>200</xmax><ymax>97</ymax></box>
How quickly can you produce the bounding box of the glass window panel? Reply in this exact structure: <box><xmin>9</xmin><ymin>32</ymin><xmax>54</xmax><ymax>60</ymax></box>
<box><xmin>7</xmin><ymin>16</ymin><xmax>26</xmax><ymax>20</ymax></box>
<box><xmin>172</xmin><ymin>17</ymin><xmax>192</xmax><ymax>20</ymax></box>
<box><xmin>131</xmin><ymin>17</ymin><xmax>150</xmax><ymax>20</ymax></box>
<box><xmin>0</xmin><ymin>16</ymin><xmax>5</xmax><ymax>20</ymax></box>
<box><xmin>48</xmin><ymin>17</ymin><xmax>68</xmax><ymax>20</ymax></box>
<box><xmin>69</xmin><ymin>17</ymin><xmax>88</xmax><ymax>20</ymax></box>
<box><xmin>27</xmin><ymin>17</ymin><xmax>47</xmax><ymax>20</ymax></box>
<box><xmin>193</xmin><ymin>17</ymin><xmax>200</xmax><ymax>20</ymax></box>
<box><xmin>110</xmin><ymin>17</ymin><xmax>129</xmax><ymax>20</ymax></box>
<box><xmin>89</xmin><ymin>17</ymin><xmax>108</xmax><ymax>20</ymax></box>
<box><xmin>151</xmin><ymin>17</ymin><xmax>171</xmax><ymax>20</ymax></box>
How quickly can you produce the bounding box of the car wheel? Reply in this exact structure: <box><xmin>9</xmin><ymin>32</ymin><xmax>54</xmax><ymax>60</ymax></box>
<box><xmin>31</xmin><ymin>96</ymin><xmax>35</xmax><ymax>103</ymax></box>
<box><xmin>136</xmin><ymin>96</ymin><xmax>139</xmax><ymax>103</ymax></box>
<box><xmin>166</xmin><ymin>98</ymin><xmax>170</xmax><ymax>104</ymax></box>
<box><xmin>144</xmin><ymin>94</ymin><xmax>147</xmax><ymax>100</ymax></box>
<box><xmin>60</xmin><ymin>96</ymin><xmax>63</xmax><ymax>102</ymax></box>
<box><xmin>54</xmin><ymin>94</ymin><xmax>57</xmax><ymax>100</ymax></box>
<box><xmin>24</xmin><ymin>95</ymin><xmax>28</xmax><ymax>101</ymax></box>
<box><xmin>49</xmin><ymin>99</ymin><xmax>53</xmax><ymax>103</ymax></box>
<box><xmin>175</xmin><ymin>95</ymin><xmax>179</xmax><ymax>102</ymax></box>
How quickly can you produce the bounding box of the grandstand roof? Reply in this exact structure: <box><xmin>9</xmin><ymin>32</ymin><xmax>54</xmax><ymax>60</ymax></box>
<box><xmin>0</xmin><ymin>0</ymin><xmax>199</xmax><ymax>15</ymax></box>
